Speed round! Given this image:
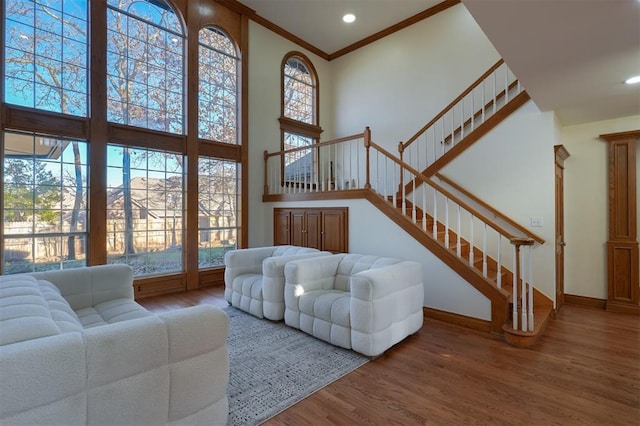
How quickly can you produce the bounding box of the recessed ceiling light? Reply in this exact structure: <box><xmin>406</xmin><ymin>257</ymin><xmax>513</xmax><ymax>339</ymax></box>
<box><xmin>343</xmin><ymin>13</ymin><xmax>356</xmax><ymax>23</ymax></box>
<box><xmin>625</xmin><ymin>75</ymin><xmax>640</xmax><ymax>85</ymax></box>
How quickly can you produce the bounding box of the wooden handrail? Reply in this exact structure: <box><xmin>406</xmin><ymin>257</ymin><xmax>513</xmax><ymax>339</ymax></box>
<box><xmin>265</xmin><ymin>132</ymin><xmax>365</xmax><ymax>158</ymax></box>
<box><xmin>436</xmin><ymin>173</ymin><xmax>545</xmax><ymax>244</ymax></box>
<box><xmin>401</xmin><ymin>59</ymin><xmax>505</xmax><ymax>150</ymax></box>
<box><xmin>370</xmin><ymin>141</ymin><xmax>521</xmax><ymax>241</ymax></box>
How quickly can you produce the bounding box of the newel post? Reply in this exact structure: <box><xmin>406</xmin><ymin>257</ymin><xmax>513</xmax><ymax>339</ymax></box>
<box><xmin>263</xmin><ymin>150</ymin><xmax>269</xmax><ymax>197</ymax></box>
<box><xmin>364</xmin><ymin>127</ymin><xmax>371</xmax><ymax>189</ymax></box>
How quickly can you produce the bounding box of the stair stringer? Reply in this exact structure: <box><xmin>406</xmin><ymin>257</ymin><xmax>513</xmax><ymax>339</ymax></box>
<box><xmin>364</xmin><ymin>190</ymin><xmax>510</xmax><ymax>334</ymax></box>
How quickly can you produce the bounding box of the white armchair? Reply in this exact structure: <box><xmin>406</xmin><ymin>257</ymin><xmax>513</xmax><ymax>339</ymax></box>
<box><xmin>284</xmin><ymin>253</ymin><xmax>424</xmax><ymax>357</ymax></box>
<box><xmin>224</xmin><ymin>245</ymin><xmax>331</xmax><ymax>320</ymax></box>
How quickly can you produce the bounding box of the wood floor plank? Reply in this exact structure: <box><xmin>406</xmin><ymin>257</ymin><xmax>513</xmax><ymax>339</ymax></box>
<box><xmin>139</xmin><ymin>288</ymin><xmax>640</xmax><ymax>425</ymax></box>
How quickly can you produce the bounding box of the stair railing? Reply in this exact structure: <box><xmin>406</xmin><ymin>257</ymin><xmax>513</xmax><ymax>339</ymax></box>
<box><xmin>399</xmin><ymin>59</ymin><xmax>523</xmax><ymax>175</ymax></box>
<box><xmin>263</xmin><ymin>129</ymin><xmax>538</xmax><ymax>332</ymax></box>
<box><xmin>263</xmin><ymin>129</ymin><xmax>370</xmax><ymax>196</ymax></box>
<box><xmin>368</xmin><ymin>141</ymin><xmax>538</xmax><ymax>332</ymax></box>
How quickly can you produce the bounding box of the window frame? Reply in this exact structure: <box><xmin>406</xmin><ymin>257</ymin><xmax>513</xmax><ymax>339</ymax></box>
<box><xmin>0</xmin><ymin>0</ymin><xmax>248</xmax><ymax>290</ymax></box>
<box><xmin>279</xmin><ymin>52</ymin><xmax>322</xmax><ymax>186</ymax></box>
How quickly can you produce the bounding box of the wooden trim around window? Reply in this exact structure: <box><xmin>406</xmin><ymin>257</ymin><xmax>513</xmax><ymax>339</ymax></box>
<box><xmin>278</xmin><ymin>117</ymin><xmax>323</xmax><ymax>140</ymax></box>
<box><xmin>3</xmin><ymin>105</ymin><xmax>89</xmax><ymax>139</ymax></box>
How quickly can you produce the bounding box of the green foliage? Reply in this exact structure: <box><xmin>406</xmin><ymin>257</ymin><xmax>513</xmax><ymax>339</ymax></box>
<box><xmin>3</xmin><ymin>158</ymin><xmax>61</xmax><ymax>223</ymax></box>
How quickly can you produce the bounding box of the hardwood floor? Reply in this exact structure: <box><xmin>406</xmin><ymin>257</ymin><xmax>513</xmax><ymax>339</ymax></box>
<box><xmin>139</xmin><ymin>287</ymin><xmax>640</xmax><ymax>425</ymax></box>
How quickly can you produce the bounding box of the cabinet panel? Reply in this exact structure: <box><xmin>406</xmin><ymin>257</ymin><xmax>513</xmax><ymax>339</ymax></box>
<box><xmin>273</xmin><ymin>209</ymin><xmax>291</xmax><ymax>246</ymax></box>
<box><xmin>322</xmin><ymin>209</ymin><xmax>348</xmax><ymax>253</ymax></box>
<box><xmin>291</xmin><ymin>211</ymin><xmax>306</xmax><ymax>247</ymax></box>
<box><xmin>305</xmin><ymin>210</ymin><xmax>322</xmax><ymax>249</ymax></box>
<box><xmin>274</xmin><ymin>207</ymin><xmax>348</xmax><ymax>253</ymax></box>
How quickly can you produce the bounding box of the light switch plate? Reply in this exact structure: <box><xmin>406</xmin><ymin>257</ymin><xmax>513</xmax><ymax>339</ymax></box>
<box><xmin>530</xmin><ymin>217</ymin><xmax>543</xmax><ymax>227</ymax></box>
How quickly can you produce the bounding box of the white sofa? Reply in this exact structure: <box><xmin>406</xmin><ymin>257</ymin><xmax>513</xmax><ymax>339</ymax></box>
<box><xmin>284</xmin><ymin>253</ymin><xmax>424</xmax><ymax>357</ymax></box>
<box><xmin>224</xmin><ymin>245</ymin><xmax>331</xmax><ymax>320</ymax></box>
<box><xmin>0</xmin><ymin>264</ymin><xmax>229</xmax><ymax>426</ymax></box>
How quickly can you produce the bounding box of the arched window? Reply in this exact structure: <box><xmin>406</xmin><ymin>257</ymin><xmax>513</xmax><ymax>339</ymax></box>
<box><xmin>198</xmin><ymin>26</ymin><xmax>239</xmax><ymax>144</ymax></box>
<box><xmin>3</xmin><ymin>0</ymin><xmax>89</xmax><ymax>116</ymax></box>
<box><xmin>106</xmin><ymin>0</ymin><xmax>185</xmax><ymax>134</ymax></box>
<box><xmin>283</xmin><ymin>55</ymin><xmax>316</xmax><ymax>124</ymax></box>
<box><xmin>280</xmin><ymin>52</ymin><xmax>321</xmax><ymax>185</ymax></box>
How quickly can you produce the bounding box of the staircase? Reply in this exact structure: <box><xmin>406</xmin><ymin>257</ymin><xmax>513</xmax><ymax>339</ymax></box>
<box><xmin>263</xmin><ymin>60</ymin><xmax>554</xmax><ymax>348</ymax></box>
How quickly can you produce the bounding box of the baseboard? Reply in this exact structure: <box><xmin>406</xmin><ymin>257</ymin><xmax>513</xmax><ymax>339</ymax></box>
<box><xmin>423</xmin><ymin>307</ymin><xmax>492</xmax><ymax>333</ymax></box>
<box><xmin>564</xmin><ymin>294</ymin><xmax>606</xmax><ymax>310</ymax></box>
<box><xmin>606</xmin><ymin>302</ymin><xmax>640</xmax><ymax>315</ymax></box>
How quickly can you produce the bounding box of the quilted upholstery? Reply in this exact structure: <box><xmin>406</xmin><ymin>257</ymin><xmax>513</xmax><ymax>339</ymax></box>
<box><xmin>224</xmin><ymin>245</ymin><xmax>331</xmax><ymax>320</ymax></box>
<box><xmin>284</xmin><ymin>253</ymin><xmax>424</xmax><ymax>357</ymax></box>
<box><xmin>0</xmin><ymin>265</ymin><xmax>229</xmax><ymax>425</ymax></box>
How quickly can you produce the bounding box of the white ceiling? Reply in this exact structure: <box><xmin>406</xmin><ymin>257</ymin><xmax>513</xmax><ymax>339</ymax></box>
<box><xmin>238</xmin><ymin>0</ymin><xmax>640</xmax><ymax>126</ymax></box>
<box><xmin>238</xmin><ymin>0</ymin><xmax>443</xmax><ymax>54</ymax></box>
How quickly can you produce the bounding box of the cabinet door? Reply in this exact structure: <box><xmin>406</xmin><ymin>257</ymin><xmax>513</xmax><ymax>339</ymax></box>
<box><xmin>291</xmin><ymin>210</ymin><xmax>306</xmax><ymax>247</ymax></box>
<box><xmin>273</xmin><ymin>209</ymin><xmax>291</xmax><ymax>245</ymax></box>
<box><xmin>322</xmin><ymin>209</ymin><xmax>348</xmax><ymax>253</ymax></box>
<box><xmin>305</xmin><ymin>210</ymin><xmax>322</xmax><ymax>250</ymax></box>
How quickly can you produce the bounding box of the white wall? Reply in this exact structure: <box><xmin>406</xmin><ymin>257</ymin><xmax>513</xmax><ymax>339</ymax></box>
<box><xmin>247</xmin><ymin>21</ymin><xmax>332</xmax><ymax>246</ymax></box>
<box><xmin>329</xmin><ymin>4</ymin><xmax>500</xmax><ymax>151</ymax></box>
<box><xmin>561</xmin><ymin>115</ymin><xmax>640</xmax><ymax>300</ymax></box>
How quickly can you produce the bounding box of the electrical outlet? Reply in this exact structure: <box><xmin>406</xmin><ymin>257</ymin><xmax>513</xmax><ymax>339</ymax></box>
<box><xmin>530</xmin><ymin>217</ymin><xmax>543</xmax><ymax>227</ymax></box>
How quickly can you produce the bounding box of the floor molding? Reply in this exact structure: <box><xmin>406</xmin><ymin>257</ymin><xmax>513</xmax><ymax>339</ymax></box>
<box><xmin>564</xmin><ymin>294</ymin><xmax>606</xmax><ymax>310</ymax></box>
<box><xmin>423</xmin><ymin>307</ymin><xmax>492</xmax><ymax>333</ymax></box>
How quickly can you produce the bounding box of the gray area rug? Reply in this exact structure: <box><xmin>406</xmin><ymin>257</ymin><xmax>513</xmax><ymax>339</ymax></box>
<box><xmin>225</xmin><ymin>306</ymin><xmax>368</xmax><ymax>425</ymax></box>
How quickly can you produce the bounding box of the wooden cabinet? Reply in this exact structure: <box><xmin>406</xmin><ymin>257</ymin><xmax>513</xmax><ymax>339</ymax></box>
<box><xmin>274</xmin><ymin>207</ymin><xmax>348</xmax><ymax>253</ymax></box>
<box><xmin>600</xmin><ymin>131</ymin><xmax>639</xmax><ymax>314</ymax></box>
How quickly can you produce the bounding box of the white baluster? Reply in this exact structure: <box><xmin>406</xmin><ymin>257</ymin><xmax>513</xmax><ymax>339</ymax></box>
<box><xmin>481</xmin><ymin>81</ymin><xmax>486</xmax><ymax>123</ymax></box>
<box><xmin>512</xmin><ymin>245</ymin><xmax>518</xmax><ymax>330</ymax></box>
<box><xmin>456</xmin><ymin>205</ymin><xmax>461</xmax><ymax>257</ymax></box>
<box><xmin>431</xmin><ymin>127</ymin><xmax>435</xmax><ymax>169</ymax></box>
<box><xmin>461</xmin><ymin>100</ymin><xmax>464</xmax><ymax>140</ymax></box>
<box><xmin>469</xmin><ymin>215</ymin><xmax>474</xmax><ymax>266</ymax></box>
<box><xmin>521</xmin><ymin>247</ymin><xmax>527</xmax><ymax>331</ymax></box>
<box><xmin>356</xmin><ymin>140</ymin><xmax>360</xmax><ymax>189</ymax></box>
<box><xmin>412</xmin><ymin>179</ymin><xmax>417</xmax><ymax>224</ymax></box>
<box><xmin>402</xmin><ymin>166</ymin><xmax>406</xmax><ymax>216</ymax></box>
<box><xmin>432</xmin><ymin>189</ymin><xmax>438</xmax><ymax>239</ymax></box>
<box><xmin>497</xmin><ymin>235</ymin><xmax>502</xmax><ymax>289</ymax></box>
<box><xmin>482</xmin><ymin>223</ymin><xmax>488</xmax><ymax>277</ymax></box>
<box><xmin>422</xmin><ymin>184</ymin><xmax>427</xmax><ymax>231</ymax></box>
<box><xmin>444</xmin><ymin>198</ymin><xmax>449</xmax><ymax>248</ymax></box>
<box><xmin>493</xmin><ymin>73</ymin><xmax>497</xmax><ymax>114</ymax></box>
<box><xmin>528</xmin><ymin>246</ymin><xmax>534</xmax><ymax>331</ymax></box>
<box><xmin>391</xmin><ymin>158</ymin><xmax>396</xmax><ymax>207</ymax></box>
<box><xmin>505</xmin><ymin>64</ymin><xmax>510</xmax><ymax>103</ymax></box>
<box><xmin>471</xmin><ymin>88</ymin><xmax>475</xmax><ymax>131</ymax></box>
<box><xmin>441</xmin><ymin>119</ymin><xmax>446</xmax><ymax>158</ymax></box>
<box><xmin>450</xmin><ymin>109</ymin><xmax>454</xmax><ymax>146</ymax></box>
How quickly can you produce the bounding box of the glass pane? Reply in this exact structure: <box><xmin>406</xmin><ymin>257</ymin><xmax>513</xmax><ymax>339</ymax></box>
<box><xmin>106</xmin><ymin>0</ymin><xmax>184</xmax><ymax>134</ymax></box>
<box><xmin>198</xmin><ymin>27</ymin><xmax>238</xmax><ymax>144</ymax></box>
<box><xmin>106</xmin><ymin>144</ymin><xmax>185</xmax><ymax>277</ymax></box>
<box><xmin>283</xmin><ymin>57</ymin><xmax>315</xmax><ymax>124</ymax></box>
<box><xmin>3</xmin><ymin>0</ymin><xmax>89</xmax><ymax>116</ymax></box>
<box><xmin>2</xmin><ymin>132</ymin><xmax>89</xmax><ymax>274</ymax></box>
<box><xmin>197</xmin><ymin>157</ymin><xmax>239</xmax><ymax>269</ymax></box>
